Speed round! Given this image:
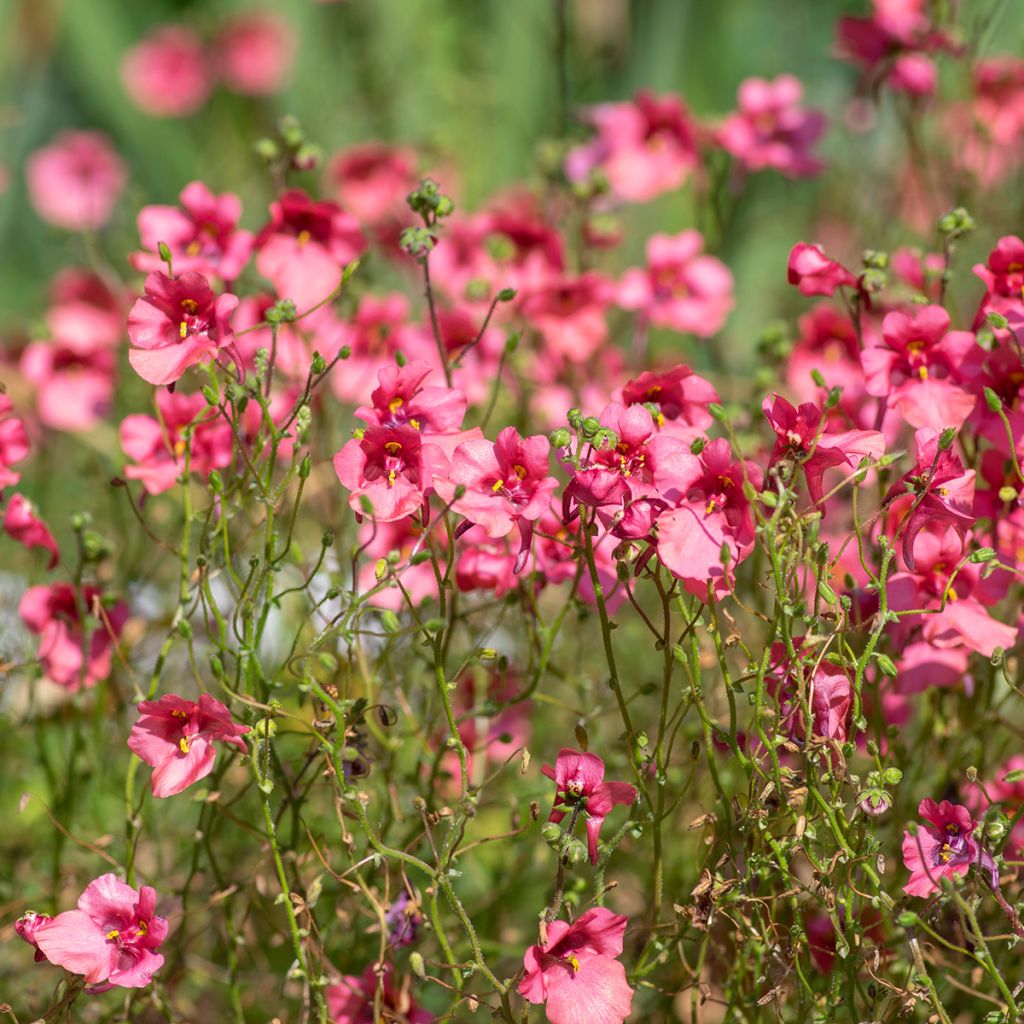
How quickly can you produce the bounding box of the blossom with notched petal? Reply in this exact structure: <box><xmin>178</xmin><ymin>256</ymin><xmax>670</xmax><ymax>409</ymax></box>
<box><xmin>902</xmin><ymin>798</ymin><xmax>996</xmax><ymax>896</ymax></box>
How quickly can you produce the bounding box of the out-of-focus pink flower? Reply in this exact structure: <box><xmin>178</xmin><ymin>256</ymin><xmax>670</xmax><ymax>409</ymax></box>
<box><xmin>255</xmin><ymin>189</ymin><xmax>366</xmax><ymax>310</ymax></box>
<box><xmin>902</xmin><ymin>798</ymin><xmax>995</xmax><ymax>897</ymax></box>
<box><xmin>329</xmin><ymin>143</ymin><xmax>418</xmax><ymax>226</ymax></box>
<box><xmin>127</xmin><ymin>693</ymin><xmax>249</xmax><ymax>798</ymax></box>
<box><xmin>767</xmin><ymin>641</ymin><xmax>852</xmax><ymax>743</ymax></box>
<box><xmin>618</xmin><ymin>230</ymin><xmax>733</xmax><ymax>336</ymax></box>
<box><xmin>19</xmin><ymin>582</ymin><xmax>127</xmax><ymax>691</ymax></box>
<box><xmin>519</xmin><ymin>272</ymin><xmax>614</xmax><ymax>364</ymax></box>
<box><xmin>965</xmin><ymin>754</ymin><xmax>1024</xmax><ymax>857</ymax></box>
<box><xmin>519</xmin><ymin>907</ymin><xmax>634</xmax><ymax>1024</ymax></box>
<box><xmin>717</xmin><ymin>75</ymin><xmax>827</xmax><ymax>179</ymax></box>
<box><xmin>120</xmin><ymin>390</ymin><xmax>233</xmax><ymax>495</ymax></box>
<box><xmin>26</xmin><ymin>132</ymin><xmax>127</xmax><ymax>232</ymax></box>
<box><xmin>436</xmin><ymin>428</ymin><xmax>559</xmax><ymax>573</ymax></box>
<box><xmin>455</xmin><ymin>535</ymin><xmax>519</xmax><ymax>598</ymax></box>
<box><xmin>216</xmin><ymin>11</ymin><xmax>296</xmax><ymax>95</ymax></box>
<box><xmin>973</xmin><ymin>57</ymin><xmax>1024</xmax><ymax>148</ymax></box>
<box><xmin>121</xmin><ymin>25</ymin><xmax>213</xmax><ymax>117</ymax></box>
<box><xmin>785</xmin><ymin>304</ymin><xmax>867</xmax><ymax>416</ymax></box>
<box><xmin>326</xmin><ymin>964</ymin><xmax>431</xmax><ymax>1024</ymax></box>
<box><xmin>861</xmin><ymin>304</ymin><xmax>981</xmax><ymax>431</ymax></box>
<box><xmin>3</xmin><ymin>494</ymin><xmax>59</xmax><ymax>568</ymax></box>
<box><xmin>787</xmin><ymin>242</ymin><xmax>857</xmax><ymax>297</ymax></box>
<box><xmin>133</xmin><ymin>181</ymin><xmax>253</xmax><ymax>282</ymax></box>
<box><xmin>764</xmin><ymin>393</ymin><xmax>885</xmax><ymax>507</ymax></box>
<box><xmin>542</xmin><ymin>748</ymin><xmax>637</xmax><ymax>864</ymax></box>
<box><xmin>32</xmin><ymin>874</ymin><xmax>167</xmax><ymax>989</ymax></box>
<box><xmin>0</xmin><ymin>395</ymin><xmax>31</xmax><ymax>494</ymax></box>
<box><xmin>15</xmin><ymin>911</ymin><xmax>53</xmax><ymax>962</ymax></box>
<box><xmin>127</xmin><ymin>270</ymin><xmax>240</xmax><ymax>386</ymax></box>
<box><xmin>334</xmin><ymin>425</ymin><xmax>448</xmax><ymax>523</ymax></box>
<box><xmin>565</xmin><ymin>90</ymin><xmax>699</xmax><ymax>203</ymax></box>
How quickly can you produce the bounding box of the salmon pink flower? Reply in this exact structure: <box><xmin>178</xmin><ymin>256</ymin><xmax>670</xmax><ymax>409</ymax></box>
<box><xmin>0</xmin><ymin>395</ymin><xmax>30</xmax><ymax>494</ymax></box>
<box><xmin>764</xmin><ymin>393</ymin><xmax>885</xmax><ymax>507</ymax></box>
<box><xmin>903</xmin><ymin>799</ymin><xmax>996</xmax><ymax>897</ymax></box>
<box><xmin>717</xmin><ymin>75</ymin><xmax>827</xmax><ymax>179</ymax></box>
<box><xmin>25</xmin><ymin>131</ymin><xmax>127</xmax><ymax>233</ymax></box>
<box><xmin>455</xmin><ymin>535</ymin><xmax>519</xmax><ymax>597</ymax></box>
<box><xmin>127</xmin><ymin>270</ymin><xmax>240</xmax><ymax>386</ymax></box>
<box><xmin>329</xmin><ymin>142</ymin><xmax>418</xmax><ymax>226</ymax></box>
<box><xmin>861</xmin><ymin>304</ymin><xmax>981</xmax><ymax>431</ymax></box>
<box><xmin>542</xmin><ymin>749</ymin><xmax>637</xmax><ymax>865</ymax></box>
<box><xmin>132</xmin><ymin>181</ymin><xmax>254</xmax><ymax>282</ymax></box>
<box><xmin>565</xmin><ymin>90</ymin><xmax>699</xmax><ymax>204</ymax></box>
<box><xmin>519</xmin><ymin>907</ymin><xmax>634</xmax><ymax>1024</ymax></box>
<box><xmin>436</xmin><ymin>428</ymin><xmax>559</xmax><ymax>573</ymax></box>
<box><xmin>618</xmin><ymin>230</ymin><xmax>733</xmax><ymax>336</ymax></box>
<box><xmin>19</xmin><ymin>582</ymin><xmax>127</xmax><ymax>691</ymax></box>
<box><xmin>4</xmin><ymin>494</ymin><xmax>59</xmax><ymax>568</ymax></box>
<box><xmin>326</xmin><ymin>964</ymin><xmax>431</xmax><ymax>1024</ymax></box>
<box><xmin>618</xmin><ymin>363</ymin><xmax>718</xmax><ymax>440</ymax></box>
<box><xmin>355</xmin><ymin>359</ymin><xmax>467</xmax><ymax>437</ymax></box>
<box><xmin>334</xmin><ymin>425</ymin><xmax>448</xmax><ymax>523</ymax></box>
<box><xmin>519</xmin><ymin>272</ymin><xmax>614</xmax><ymax>364</ymax></box>
<box><xmin>255</xmin><ymin>188</ymin><xmax>365</xmax><ymax>310</ymax></box>
<box><xmin>32</xmin><ymin>873</ymin><xmax>167</xmax><ymax>989</ymax></box>
<box><xmin>654</xmin><ymin>438</ymin><xmax>762</xmax><ymax>600</ymax></box>
<box><xmin>128</xmin><ymin>693</ymin><xmax>249</xmax><ymax>798</ymax></box>
<box><xmin>120</xmin><ymin>390</ymin><xmax>233</xmax><ymax>495</ymax></box>
<box><xmin>767</xmin><ymin>641</ymin><xmax>852</xmax><ymax>743</ymax></box>
<box><xmin>216</xmin><ymin>11</ymin><xmax>296</xmax><ymax>96</ymax></box>
<box><xmin>787</xmin><ymin>242</ymin><xmax>857</xmax><ymax>297</ymax></box>
<box><xmin>121</xmin><ymin>25</ymin><xmax>213</xmax><ymax>117</ymax></box>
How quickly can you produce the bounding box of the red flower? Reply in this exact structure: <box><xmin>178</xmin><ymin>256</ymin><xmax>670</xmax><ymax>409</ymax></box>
<box><xmin>519</xmin><ymin>907</ymin><xmax>634</xmax><ymax>1024</ymax></box>
<box><xmin>542</xmin><ymin>748</ymin><xmax>637</xmax><ymax>865</ymax></box>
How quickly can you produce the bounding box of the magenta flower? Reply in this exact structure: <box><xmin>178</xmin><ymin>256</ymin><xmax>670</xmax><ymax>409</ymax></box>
<box><xmin>519</xmin><ymin>907</ymin><xmax>634</xmax><ymax>1024</ymax></box>
<box><xmin>542</xmin><ymin>749</ymin><xmax>637</xmax><ymax>865</ymax></box>
<box><xmin>902</xmin><ymin>799</ymin><xmax>996</xmax><ymax>897</ymax></box>
<box><xmin>3</xmin><ymin>494</ymin><xmax>59</xmax><ymax>568</ymax></box>
<box><xmin>133</xmin><ymin>180</ymin><xmax>254</xmax><ymax>282</ymax></box>
<box><xmin>19</xmin><ymin>582</ymin><xmax>127</xmax><ymax>692</ymax></box>
<box><xmin>565</xmin><ymin>90</ymin><xmax>699</xmax><ymax>204</ymax></box>
<box><xmin>121</xmin><ymin>25</ymin><xmax>214</xmax><ymax>118</ymax></box>
<box><xmin>127</xmin><ymin>270</ymin><xmax>240</xmax><ymax>386</ymax></box>
<box><xmin>335</xmin><ymin>425</ymin><xmax>448</xmax><ymax>523</ymax></box>
<box><xmin>0</xmin><ymin>395</ymin><xmax>30</xmax><ymax>494</ymax></box>
<box><xmin>861</xmin><ymin>304</ymin><xmax>981</xmax><ymax>431</ymax></box>
<box><xmin>127</xmin><ymin>693</ymin><xmax>249</xmax><ymax>798</ymax></box>
<box><xmin>32</xmin><ymin>873</ymin><xmax>168</xmax><ymax>989</ymax></box>
<box><xmin>216</xmin><ymin>11</ymin><xmax>296</xmax><ymax>96</ymax></box>
<box><xmin>120</xmin><ymin>390</ymin><xmax>233</xmax><ymax>495</ymax></box>
<box><xmin>787</xmin><ymin>242</ymin><xmax>857</xmax><ymax>297</ymax></box>
<box><xmin>717</xmin><ymin>75</ymin><xmax>827</xmax><ymax>179</ymax></box>
<box><xmin>618</xmin><ymin>230</ymin><xmax>733</xmax><ymax>337</ymax></box>
<box><xmin>25</xmin><ymin>131</ymin><xmax>127</xmax><ymax>233</ymax></box>
<box><xmin>326</xmin><ymin>964</ymin><xmax>431</xmax><ymax>1024</ymax></box>
<box><xmin>436</xmin><ymin>427</ymin><xmax>559</xmax><ymax>573</ymax></box>
<box><xmin>764</xmin><ymin>393</ymin><xmax>885</xmax><ymax>507</ymax></box>
<box><xmin>255</xmin><ymin>188</ymin><xmax>365</xmax><ymax>310</ymax></box>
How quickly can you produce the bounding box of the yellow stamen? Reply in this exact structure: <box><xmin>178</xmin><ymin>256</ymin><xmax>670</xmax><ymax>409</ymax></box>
<box><xmin>297</xmin><ymin>230</ymin><xmax>311</xmax><ymax>248</ymax></box>
<box><xmin>409</xmin><ymin>418</ymin><xmax>421</xmax><ymax>430</ymax></box>
<box><xmin>567</xmin><ymin>954</ymin><xmax>580</xmax><ymax>972</ymax></box>
<box><xmin>106</xmin><ymin>929</ymin><xmax>120</xmax><ymax>940</ymax></box>
<box><xmin>512</xmin><ymin>464</ymin><xmax>527</xmax><ymax>480</ymax></box>
<box><xmin>384</xmin><ymin>441</ymin><xmax>403</xmax><ymax>456</ymax></box>
<box><xmin>186</xmin><ymin>240</ymin><xmax>202</xmax><ymax>257</ymax></box>
<box><xmin>179</xmin><ymin>737</ymin><xmax>190</xmax><ymax>754</ymax></box>
<box><xmin>388</xmin><ymin>397</ymin><xmax>404</xmax><ymax>413</ymax></box>
<box><xmin>171</xmin><ymin>708</ymin><xmax>188</xmax><ymax>719</ymax></box>
<box><xmin>387</xmin><ymin>469</ymin><xmax>397</xmax><ymax>487</ymax></box>
<box><xmin>492</xmin><ymin>478</ymin><xmax>505</xmax><ymax>492</ymax></box>
<box><xmin>180</xmin><ymin>298</ymin><xmax>198</xmax><ymax>314</ymax></box>
<box><xmin>173</xmin><ymin>439</ymin><xmax>187</xmax><ymax>457</ymax></box>
<box><xmin>918</xmin><ymin>365</ymin><xmax>929</xmax><ymax>380</ymax></box>
<box><xmin>179</xmin><ymin>321</ymin><xmax>189</xmax><ymax>339</ymax></box>
<box><xmin>138</xmin><ymin>920</ymin><xmax>148</xmax><ymax>935</ymax></box>
<box><xmin>705</xmin><ymin>499</ymin><xmax>717</xmax><ymax>515</ymax></box>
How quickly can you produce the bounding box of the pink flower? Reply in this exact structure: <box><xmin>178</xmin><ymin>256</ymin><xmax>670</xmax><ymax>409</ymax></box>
<box><xmin>565</xmin><ymin>90</ymin><xmax>699</xmax><ymax>204</ymax></box>
<box><xmin>15</xmin><ymin>910</ymin><xmax>53</xmax><ymax>962</ymax></box>
<box><xmin>542</xmin><ymin>749</ymin><xmax>637</xmax><ymax>865</ymax></box>
<box><xmin>618</xmin><ymin>363</ymin><xmax>718</xmax><ymax>440</ymax></box>
<box><xmin>132</xmin><ymin>181</ymin><xmax>254</xmax><ymax>282</ymax></box>
<box><xmin>255</xmin><ymin>189</ymin><xmax>366</xmax><ymax>310</ymax></box>
<box><xmin>19</xmin><ymin>583</ymin><xmax>127</xmax><ymax>692</ymax></box>
<box><xmin>455</xmin><ymin>535</ymin><xmax>519</xmax><ymax>597</ymax></box>
<box><xmin>787</xmin><ymin>243</ymin><xmax>857</xmax><ymax>297</ymax></box>
<box><xmin>329</xmin><ymin>143</ymin><xmax>418</xmax><ymax>226</ymax></box>
<box><xmin>654</xmin><ymin>438</ymin><xmax>762</xmax><ymax>600</ymax></box>
<box><xmin>902</xmin><ymin>799</ymin><xmax>995</xmax><ymax>897</ymax></box>
<box><xmin>764</xmin><ymin>393</ymin><xmax>885</xmax><ymax>507</ymax></box>
<box><xmin>618</xmin><ymin>230</ymin><xmax>733</xmax><ymax>336</ymax></box>
<box><xmin>519</xmin><ymin>907</ymin><xmax>634</xmax><ymax>1024</ymax></box>
<box><xmin>717</xmin><ymin>75</ymin><xmax>827</xmax><ymax>179</ymax></box>
<box><xmin>32</xmin><ymin>873</ymin><xmax>167</xmax><ymax>989</ymax></box>
<box><xmin>4</xmin><ymin>494</ymin><xmax>59</xmax><ymax>568</ymax></box>
<box><xmin>326</xmin><ymin>964</ymin><xmax>431</xmax><ymax>1024</ymax></box>
<box><xmin>121</xmin><ymin>25</ymin><xmax>213</xmax><ymax>117</ymax></box>
<box><xmin>127</xmin><ymin>693</ymin><xmax>249</xmax><ymax>798</ymax></box>
<box><xmin>355</xmin><ymin>360</ymin><xmax>467</xmax><ymax>436</ymax></box>
<box><xmin>127</xmin><ymin>270</ymin><xmax>240</xmax><ymax>386</ymax></box>
<box><xmin>436</xmin><ymin>428</ymin><xmax>559</xmax><ymax>573</ymax></box>
<box><xmin>216</xmin><ymin>11</ymin><xmax>296</xmax><ymax>96</ymax></box>
<box><xmin>519</xmin><ymin>272</ymin><xmax>614</xmax><ymax>364</ymax></box>
<box><xmin>25</xmin><ymin>131</ymin><xmax>127</xmax><ymax>232</ymax></box>
<box><xmin>0</xmin><ymin>395</ymin><xmax>30</xmax><ymax>494</ymax></box>
<box><xmin>120</xmin><ymin>390</ymin><xmax>233</xmax><ymax>495</ymax></box>
<box><xmin>334</xmin><ymin>425</ymin><xmax>448</xmax><ymax>523</ymax></box>
<box><xmin>767</xmin><ymin>641</ymin><xmax>852</xmax><ymax>742</ymax></box>
<box><xmin>965</xmin><ymin>755</ymin><xmax>1024</xmax><ymax>857</ymax></box>
<box><xmin>861</xmin><ymin>304</ymin><xmax>981</xmax><ymax>431</ymax></box>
